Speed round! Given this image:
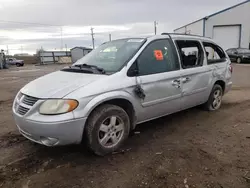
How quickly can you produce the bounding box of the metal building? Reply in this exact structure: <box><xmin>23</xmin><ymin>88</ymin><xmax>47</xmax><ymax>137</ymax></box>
<box><xmin>70</xmin><ymin>47</ymin><xmax>92</xmax><ymax>63</ymax></box>
<box><xmin>174</xmin><ymin>0</ymin><xmax>250</xmax><ymax>50</ymax></box>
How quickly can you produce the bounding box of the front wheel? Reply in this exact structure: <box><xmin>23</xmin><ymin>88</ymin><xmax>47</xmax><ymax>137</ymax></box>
<box><xmin>85</xmin><ymin>104</ymin><xmax>130</xmax><ymax>156</ymax></box>
<box><xmin>203</xmin><ymin>84</ymin><xmax>223</xmax><ymax>111</ymax></box>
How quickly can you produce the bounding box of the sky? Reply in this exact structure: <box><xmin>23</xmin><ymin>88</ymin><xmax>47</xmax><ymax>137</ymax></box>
<box><xmin>0</xmin><ymin>0</ymin><xmax>245</xmax><ymax>55</ymax></box>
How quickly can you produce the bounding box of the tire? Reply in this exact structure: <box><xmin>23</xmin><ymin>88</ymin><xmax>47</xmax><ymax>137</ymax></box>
<box><xmin>16</xmin><ymin>63</ymin><xmax>20</xmax><ymax>67</ymax></box>
<box><xmin>203</xmin><ymin>84</ymin><xmax>223</xmax><ymax>111</ymax></box>
<box><xmin>236</xmin><ymin>57</ymin><xmax>242</xmax><ymax>64</ymax></box>
<box><xmin>85</xmin><ymin>104</ymin><xmax>130</xmax><ymax>156</ymax></box>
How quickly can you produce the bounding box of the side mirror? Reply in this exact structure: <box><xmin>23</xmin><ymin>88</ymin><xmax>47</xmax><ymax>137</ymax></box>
<box><xmin>233</xmin><ymin>51</ymin><xmax>238</xmax><ymax>55</ymax></box>
<box><xmin>127</xmin><ymin>61</ymin><xmax>139</xmax><ymax>77</ymax></box>
<box><xmin>127</xmin><ymin>68</ymin><xmax>139</xmax><ymax>77</ymax></box>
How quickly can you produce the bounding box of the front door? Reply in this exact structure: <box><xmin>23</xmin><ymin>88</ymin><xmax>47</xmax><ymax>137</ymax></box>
<box><xmin>135</xmin><ymin>39</ymin><xmax>182</xmax><ymax>122</ymax></box>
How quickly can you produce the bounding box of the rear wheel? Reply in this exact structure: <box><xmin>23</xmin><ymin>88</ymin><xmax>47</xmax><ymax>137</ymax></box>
<box><xmin>236</xmin><ymin>57</ymin><xmax>242</xmax><ymax>64</ymax></box>
<box><xmin>204</xmin><ymin>84</ymin><xmax>223</xmax><ymax>111</ymax></box>
<box><xmin>16</xmin><ymin>63</ymin><xmax>20</xmax><ymax>67</ymax></box>
<box><xmin>85</xmin><ymin>104</ymin><xmax>130</xmax><ymax>156</ymax></box>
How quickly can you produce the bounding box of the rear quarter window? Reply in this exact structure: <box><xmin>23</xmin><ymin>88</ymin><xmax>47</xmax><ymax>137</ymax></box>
<box><xmin>203</xmin><ymin>42</ymin><xmax>227</xmax><ymax>64</ymax></box>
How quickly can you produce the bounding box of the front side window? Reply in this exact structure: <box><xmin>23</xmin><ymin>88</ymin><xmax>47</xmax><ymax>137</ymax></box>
<box><xmin>175</xmin><ymin>40</ymin><xmax>204</xmax><ymax>69</ymax></box>
<box><xmin>74</xmin><ymin>38</ymin><xmax>145</xmax><ymax>73</ymax></box>
<box><xmin>136</xmin><ymin>39</ymin><xmax>179</xmax><ymax>76</ymax></box>
<box><xmin>203</xmin><ymin>42</ymin><xmax>226</xmax><ymax>64</ymax></box>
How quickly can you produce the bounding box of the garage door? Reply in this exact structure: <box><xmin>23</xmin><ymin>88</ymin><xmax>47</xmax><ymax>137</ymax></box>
<box><xmin>213</xmin><ymin>25</ymin><xmax>240</xmax><ymax>50</ymax></box>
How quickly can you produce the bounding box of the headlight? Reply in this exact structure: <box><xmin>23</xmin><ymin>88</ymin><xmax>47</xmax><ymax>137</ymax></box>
<box><xmin>39</xmin><ymin>99</ymin><xmax>78</xmax><ymax>115</ymax></box>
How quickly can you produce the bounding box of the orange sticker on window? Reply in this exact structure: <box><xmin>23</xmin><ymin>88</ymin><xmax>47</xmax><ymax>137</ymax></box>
<box><xmin>154</xmin><ymin>50</ymin><xmax>163</xmax><ymax>61</ymax></box>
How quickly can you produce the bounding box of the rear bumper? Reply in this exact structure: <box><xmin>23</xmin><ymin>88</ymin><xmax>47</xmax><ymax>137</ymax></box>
<box><xmin>13</xmin><ymin>112</ymin><xmax>87</xmax><ymax>146</ymax></box>
<box><xmin>224</xmin><ymin>81</ymin><xmax>232</xmax><ymax>94</ymax></box>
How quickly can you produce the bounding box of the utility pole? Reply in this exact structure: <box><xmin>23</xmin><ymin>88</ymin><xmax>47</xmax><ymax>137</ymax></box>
<box><xmin>109</xmin><ymin>34</ymin><xmax>112</xmax><ymax>41</ymax></box>
<box><xmin>60</xmin><ymin>27</ymin><xmax>63</xmax><ymax>50</ymax></box>
<box><xmin>6</xmin><ymin>45</ymin><xmax>9</xmax><ymax>57</ymax></box>
<box><xmin>65</xmin><ymin>44</ymin><xmax>67</xmax><ymax>52</ymax></box>
<box><xmin>154</xmin><ymin>21</ymin><xmax>158</xmax><ymax>35</ymax></box>
<box><xmin>41</xmin><ymin>46</ymin><xmax>44</xmax><ymax>65</ymax></box>
<box><xmin>91</xmin><ymin>27</ymin><xmax>95</xmax><ymax>49</ymax></box>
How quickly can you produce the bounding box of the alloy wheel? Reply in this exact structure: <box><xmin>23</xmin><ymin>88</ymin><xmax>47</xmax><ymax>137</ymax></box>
<box><xmin>212</xmin><ymin>89</ymin><xmax>222</xmax><ymax>110</ymax></box>
<box><xmin>98</xmin><ymin>116</ymin><xmax>125</xmax><ymax>148</ymax></box>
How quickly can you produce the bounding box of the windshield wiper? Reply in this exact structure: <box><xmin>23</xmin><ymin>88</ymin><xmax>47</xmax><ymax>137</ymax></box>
<box><xmin>74</xmin><ymin>64</ymin><xmax>106</xmax><ymax>74</ymax></box>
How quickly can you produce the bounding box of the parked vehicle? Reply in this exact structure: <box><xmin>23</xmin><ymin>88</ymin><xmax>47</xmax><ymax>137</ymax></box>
<box><xmin>226</xmin><ymin>48</ymin><xmax>250</xmax><ymax>64</ymax></box>
<box><xmin>12</xmin><ymin>34</ymin><xmax>233</xmax><ymax>155</ymax></box>
<box><xmin>7</xmin><ymin>58</ymin><xmax>24</xmax><ymax>67</ymax></box>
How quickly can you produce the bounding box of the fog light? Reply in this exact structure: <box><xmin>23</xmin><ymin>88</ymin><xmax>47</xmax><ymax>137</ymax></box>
<box><xmin>40</xmin><ymin>136</ymin><xmax>58</xmax><ymax>146</ymax></box>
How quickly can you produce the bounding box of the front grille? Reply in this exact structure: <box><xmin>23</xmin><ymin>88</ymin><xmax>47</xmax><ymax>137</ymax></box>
<box><xmin>15</xmin><ymin>94</ymin><xmax>40</xmax><ymax>116</ymax></box>
<box><xmin>17</xmin><ymin>105</ymin><xmax>29</xmax><ymax>115</ymax></box>
<box><xmin>22</xmin><ymin>95</ymin><xmax>39</xmax><ymax>106</ymax></box>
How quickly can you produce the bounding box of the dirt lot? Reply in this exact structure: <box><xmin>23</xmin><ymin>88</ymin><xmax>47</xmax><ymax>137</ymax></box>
<box><xmin>0</xmin><ymin>64</ymin><xmax>250</xmax><ymax>188</ymax></box>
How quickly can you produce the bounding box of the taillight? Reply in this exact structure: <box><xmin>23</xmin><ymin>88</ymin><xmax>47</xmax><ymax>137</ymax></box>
<box><xmin>229</xmin><ymin>64</ymin><xmax>233</xmax><ymax>73</ymax></box>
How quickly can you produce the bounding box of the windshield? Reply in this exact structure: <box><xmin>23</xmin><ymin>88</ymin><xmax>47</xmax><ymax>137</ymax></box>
<box><xmin>73</xmin><ymin>38</ymin><xmax>145</xmax><ymax>73</ymax></box>
<box><xmin>238</xmin><ymin>49</ymin><xmax>250</xmax><ymax>53</ymax></box>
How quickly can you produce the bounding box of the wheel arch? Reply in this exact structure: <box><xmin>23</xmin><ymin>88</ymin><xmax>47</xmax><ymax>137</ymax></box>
<box><xmin>214</xmin><ymin>80</ymin><xmax>225</xmax><ymax>94</ymax></box>
<box><xmin>82</xmin><ymin>91</ymin><xmax>139</xmax><ymax>131</ymax></box>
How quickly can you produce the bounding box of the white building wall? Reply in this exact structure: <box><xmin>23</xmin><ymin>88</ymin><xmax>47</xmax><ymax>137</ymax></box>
<box><xmin>175</xmin><ymin>20</ymin><xmax>203</xmax><ymax>36</ymax></box>
<box><xmin>205</xmin><ymin>2</ymin><xmax>250</xmax><ymax>48</ymax></box>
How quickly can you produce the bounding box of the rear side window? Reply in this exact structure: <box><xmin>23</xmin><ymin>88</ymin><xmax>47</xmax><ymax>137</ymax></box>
<box><xmin>175</xmin><ymin>40</ymin><xmax>204</xmax><ymax>69</ymax></box>
<box><xmin>136</xmin><ymin>39</ymin><xmax>179</xmax><ymax>76</ymax></box>
<box><xmin>203</xmin><ymin>42</ymin><xmax>226</xmax><ymax>64</ymax></box>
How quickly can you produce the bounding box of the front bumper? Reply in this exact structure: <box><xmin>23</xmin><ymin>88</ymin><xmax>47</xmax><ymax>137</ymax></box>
<box><xmin>13</xmin><ymin>112</ymin><xmax>87</xmax><ymax>146</ymax></box>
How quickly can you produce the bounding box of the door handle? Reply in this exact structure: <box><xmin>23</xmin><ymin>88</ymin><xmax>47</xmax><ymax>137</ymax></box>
<box><xmin>182</xmin><ymin>77</ymin><xmax>191</xmax><ymax>83</ymax></box>
<box><xmin>172</xmin><ymin>79</ymin><xmax>181</xmax><ymax>88</ymax></box>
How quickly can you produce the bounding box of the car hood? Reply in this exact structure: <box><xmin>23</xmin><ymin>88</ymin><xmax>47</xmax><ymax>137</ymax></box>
<box><xmin>21</xmin><ymin>70</ymin><xmax>107</xmax><ymax>98</ymax></box>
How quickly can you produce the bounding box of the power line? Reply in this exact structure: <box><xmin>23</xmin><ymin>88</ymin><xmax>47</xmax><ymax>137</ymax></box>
<box><xmin>0</xmin><ymin>20</ymin><xmax>64</xmax><ymax>51</ymax></box>
<box><xmin>0</xmin><ymin>20</ymin><xmax>61</xmax><ymax>27</ymax></box>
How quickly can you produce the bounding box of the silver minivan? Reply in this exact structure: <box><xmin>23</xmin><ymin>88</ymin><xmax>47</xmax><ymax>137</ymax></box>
<box><xmin>13</xmin><ymin>34</ymin><xmax>232</xmax><ymax>155</ymax></box>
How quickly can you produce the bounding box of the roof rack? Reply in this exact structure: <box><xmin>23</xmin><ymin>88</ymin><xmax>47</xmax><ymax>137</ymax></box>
<box><xmin>161</xmin><ymin>33</ymin><xmax>211</xmax><ymax>39</ymax></box>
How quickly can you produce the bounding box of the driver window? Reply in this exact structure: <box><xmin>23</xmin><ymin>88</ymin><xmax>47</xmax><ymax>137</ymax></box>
<box><xmin>136</xmin><ymin>39</ymin><xmax>179</xmax><ymax>76</ymax></box>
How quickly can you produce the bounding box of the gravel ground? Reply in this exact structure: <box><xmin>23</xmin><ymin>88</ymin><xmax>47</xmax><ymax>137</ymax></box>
<box><xmin>0</xmin><ymin>64</ymin><xmax>250</xmax><ymax>188</ymax></box>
